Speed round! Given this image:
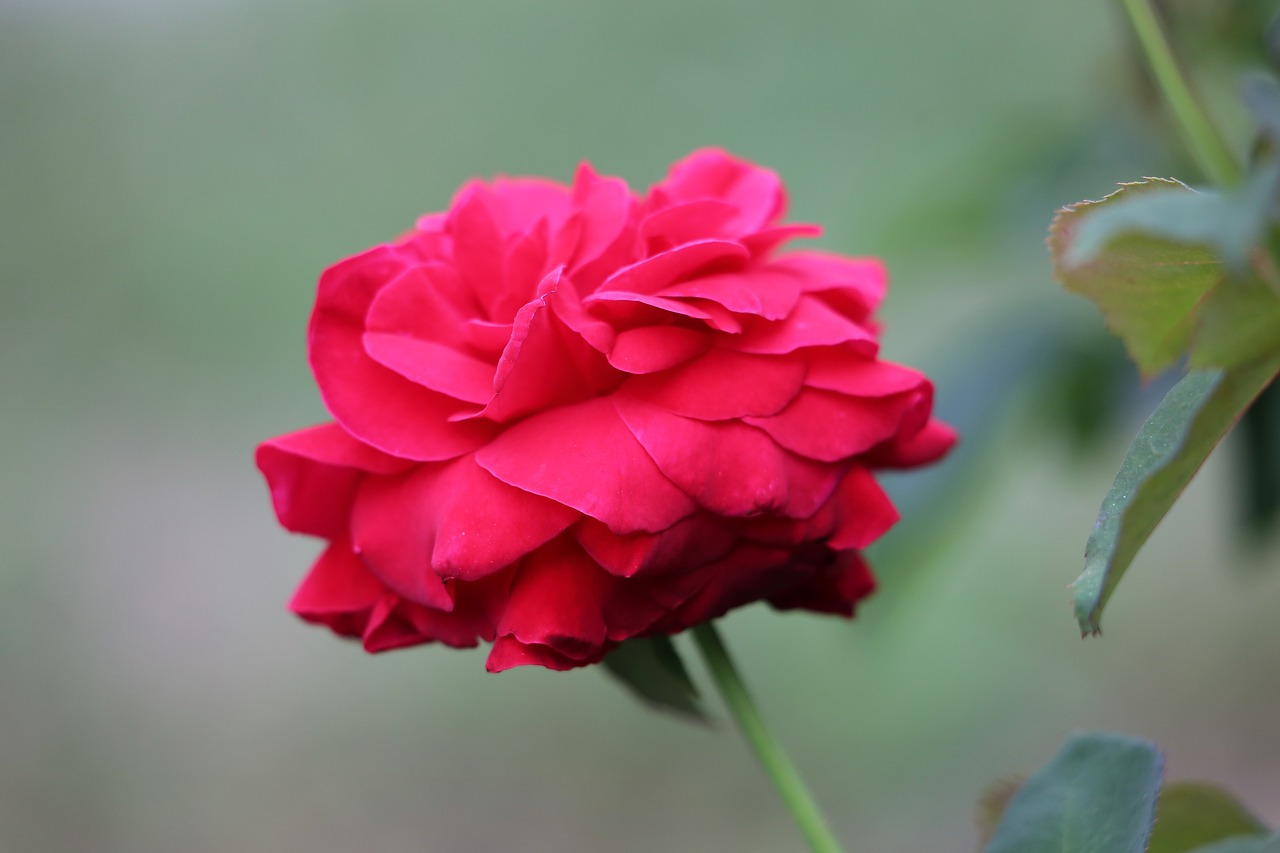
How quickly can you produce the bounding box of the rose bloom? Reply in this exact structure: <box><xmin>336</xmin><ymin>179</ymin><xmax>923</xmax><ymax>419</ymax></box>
<box><xmin>257</xmin><ymin>149</ymin><xmax>954</xmax><ymax>672</ymax></box>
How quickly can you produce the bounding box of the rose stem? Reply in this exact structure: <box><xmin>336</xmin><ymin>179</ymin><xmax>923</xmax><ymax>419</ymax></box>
<box><xmin>690</xmin><ymin>622</ymin><xmax>844</xmax><ymax>853</ymax></box>
<box><xmin>1118</xmin><ymin>0</ymin><xmax>1240</xmax><ymax>187</ymax></box>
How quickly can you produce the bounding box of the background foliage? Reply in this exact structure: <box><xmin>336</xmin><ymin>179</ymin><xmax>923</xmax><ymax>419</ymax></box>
<box><xmin>2</xmin><ymin>0</ymin><xmax>1278</xmax><ymax>850</ymax></box>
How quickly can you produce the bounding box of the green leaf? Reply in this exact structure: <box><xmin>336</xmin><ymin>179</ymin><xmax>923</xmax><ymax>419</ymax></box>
<box><xmin>602</xmin><ymin>635</ymin><xmax>708</xmax><ymax>721</ymax></box>
<box><xmin>1073</xmin><ymin>351</ymin><xmax>1280</xmax><ymax>634</ymax></box>
<box><xmin>1149</xmin><ymin>782</ymin><xmax>1268</xmax><ymax>853</ymax></box>
<box><xmin>983</xmin><ymin>731</ymin><xmax>1164</xmax><ymax>853</ymax></box>
<box><xmin>1190</xmin><ymin>274</ymin><xmax>1280</xmax><ymax>370</ymax></box>
<box><xmin>1189</xmin><ymin>835</ymin><xmax>1280</xmax><ymax>853</ymax></box>
<box><xmin>1050</xmin><ymin>179</ymin><xmax>1220</xmax><ymax>376</ymax></box>
<box><xmin>1050</xmin><ymin>167</ymin><xmax>1280</xmax><ymax>376</ymax></box>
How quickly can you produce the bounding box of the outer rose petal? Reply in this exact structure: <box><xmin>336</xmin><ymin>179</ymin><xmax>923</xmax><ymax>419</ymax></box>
<box><xmin>309</xmin><ymin>247</ymin><xmax>496</xmax><ymax>460</ymax></box>
<box><xmin>351</xmin><ymin>456</ymin><xmax>579</xmax><ymax>585</ymax></box>
<box><xmin>772</xmin><ymin>252</ymin><xmax>887</xmax><ymax>317</ymax></box>
<box><xmin>256</xmin><ymin>423</ymin><xmax>411</xmax><ymax>538</ymax></box>
<box><xmin>573</xmin><ymin>514</ymin><xmax>737</xmax><ymax>578</ymax></box>
<box><xmin>827</xmin><ymin>467</ymin><xmax>900</xmax><ymax>550</ymax></box>
<box><xmin>495</xmin><ymin>537</ymin><xmax>610</xmax><ymax>662</ymax></box>
<box><xmin>744</xmin><ymin>387</ymin><xmax>922</xmax><ymax>462</ymax></box>
<box><xmin>614</xmin><ymin>394</ymin><xmax>840</xmax><ymax>519</ymax></box>
<box><xmin>619</xmin><ymin>347</ymin><xmax>806</xmax><ymax>420</ymax></box>
<box><xmin>727</xmin><ymin>295</ymin><xmax>877</xmax><ymax>356</ymax></box>
<box><xmin>475</xmin><ymin>397</ymin><xmax>697</xmax><ymax>534</ymax></box>
<box><xmin>487</xmin><ymin>635</ymin><xmax>598</xmax><ymax>672</ymax></box>
<box><xmin>768</xmin><ymin>551</ymin><xmax>876</xmax><ymax>615</ymax></box>
<box><xmin>289</xmin><ymin>536</ymin><xmax>387</xmax><ymax>637</ymax></box>
<box><xmin>866</xmin><ymin>418</ymin><xmax>958</xmax><ymax>468</ymax></box>
<box><xmin>651</xmin><ymin>148</ymin><xmax>787</xmax><ymax>236</ymax></box>
<box><xmin>607</xmin><ymin>325</ymin><xmax>710</xmax><ymax>374</ymax></box>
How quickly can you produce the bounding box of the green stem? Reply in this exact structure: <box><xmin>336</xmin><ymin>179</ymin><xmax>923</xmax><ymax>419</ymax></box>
<box><xmin>691</xmin><ymin>622</ymin><xmax>844</xmax><ymax>853</ymax></box>
<box><xmin>1119</xmin><ymin>0</ymin><xmax>1240</xmax><ymax>187</ymax></box>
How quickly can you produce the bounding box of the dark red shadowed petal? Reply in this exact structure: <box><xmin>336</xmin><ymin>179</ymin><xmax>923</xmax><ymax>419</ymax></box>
<box><xmin>256</xmin><ymin>423</ymin><xmax>412</xmax><ymax>538</ymax></box>
<box><xmin>659</xmin><ymin>543</ymin><xmax>800</xmax><ymax>629</ymax></box>
<box><xmin>619</xmin><ymin>348</ymin><xmax>806</xmax><ymax>420</ymax></box>
<box><xmin>363</xmin><ymin>568</ymin><xmax>513</xmax><ymax>652</ymax></box>
<box><xmin>309</xmin><ymin>247</ymin><xmax>495</xmax><ymax>461</ymax></box>
<box><xmin>614</xmin><ymin>394</ymin><xmax>841</xmax><ymax>519</ymax></box>
<box><xmin>494</xmin><ymin>537</ymin><xmax>611</xmax><ymax>661</ymax></box>
<box><xmin>573</xmin><ymin>514</ymin><xmax>737</xmax><ymax>578</ymax></box>
<box><xmin>475</xmin><ymin>396</ymin><xmax>697</xmax><ymax>534</ymax></box>
<box><xmin>607</xmin><ymin>325</ymin><xmax>710</xmax><ymax>374</ymax></box>
<box><xmin>768</xmin><ymin>550</ymin><xmax>876</xmax><ymax>615</ymax></box>
<box><xmin>744</xmin><ymin>387</ymin><xmax>922</xmax><ymax>462</ymax></box>
<box><xmin>486</xmin><ymin>635</ymin><xmax>602</xmax><ymax>672</ymax></box>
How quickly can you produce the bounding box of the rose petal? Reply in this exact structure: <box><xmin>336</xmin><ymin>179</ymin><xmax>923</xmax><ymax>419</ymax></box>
<box><xmin>486</xmin><ymin>635</ymin><xmax>597</xmax><ymax>672</ymax></box>
<box><xmin>363</xmin><ymin>334</ymin><xmax>496</xmax><ymax>405</ymax></box>
<box><xmin>607</xmin><ymin>325</ymin><xmax>710</xmax><ymax>374</ymax></box>
<box><xmin>256</xmin><ymin>424</ymin><xmax>411</xmax><ymax>537</ymax></box>
<box><xmin>309</xmin><ymin>247</ymin><xmax>495</xmax><ymax>460</ymax></box>
<box><xmin>655</xmin><ymin>268</ymin><xmax>801</xmax><ymax>321</ymax></box>
<box><xmin>573</xmin><ymin>514</ymin><xmax>737</xmax><ymax>578</ymax></box>
<box><xmin>866</xmin><ymin>418</ymin><xmax>958</xmax><ymax>468</ymax></box>
<box><xmin>619</xmin><ymin>347</ymin><xmax>806</xmax><ymax>420</ymax></box>
<box><xmin>652</xmin><ymin>148</ymin><xmax>786</xmax><ymax>235</ymax></box>
<box><xmin>741</xmin><ymin>223</ymin><xmax>822</xmax><ymax>257</ymax></box>
<box><xmin>473</xmin><ymin>271</ymin><xmax>615</xmax><ymax>423</ymax></box>
<box><xmin>744</xmin><ymin>387</ymin><xmax>921</xmax><ymax>462</ymax></box>
<box><xmin>804</xmin><ymin>350</ymin><xmax>927</xmax><ymax>396</ymax></box>
<box><xmin>429</xmin><ymin>459</ymin><xmax>580</xmax><ymax>581</ymax></box>
<box><xmin>597</xmin><ymin>239</ymin><xmax>748</xmax><ymax>296</ymax></box>
<box><xmin>365</xmin><ymin>263</ymin><xmax>480</xmax><ymax>350</ymax></box>
<box><xmin>768</xmin><ymin>550</ymin><xmax>875</xmax><ymax>615</ymax></box>
<box><xmin>350</xmin><ymin>456</ymin><xmax>577</xmax><ymax>588</ymax></box>
<box><xmin>727</xmin><ymin>295</ymin><xmax>877</xmax><ymax>356</ymax></box>
<box><xmin>614</xmin><ymin>394</ymin><xmax>840</xmax><ymax>518</ymax></box>
<box><xmin>639</xmin><ymin>199</ymin><xmax>739</xmax><ymax>251</ymax></box>
<box><xmin>827</xmin><ymin>467</ymin><xmax>899</xmax><ymax>550</ymax></box>
<box><xmin>475</xmin><ymin>396</ymin><xmax>697</xmax><ymax>534</ymax></box>
<box><xmin>772</xmin><ymin>252</ymin><xmax>886</xmax><ymax>316</ymax></box>
<box><xmin>289</xmin><ymin>537</ymin><xmax>387</xmax><ymax>630</ymax></box>
<box><xmin>495</xmin><ymin>537</ymin><xmax>610</xmax><ymax>660</ymax></box>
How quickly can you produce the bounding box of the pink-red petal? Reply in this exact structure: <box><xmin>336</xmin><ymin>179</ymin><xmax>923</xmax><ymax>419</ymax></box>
<box><xmin>475</xmin><ymin>396</ymin><xmax>697</xmax><ymax>534</ymax></box>
<box><xmin>614</xmin><ymin>394</ymin><xmax>841</xmax><ymax>519</ymax></box>
<box><xmin>619</xmin><ymin>348</ymin><xmax>806</xmax><ymax>420</ymax></box>
<box><xmin>744</xmin><ymin>387</ymin><xmax>921</xmax><ymax>462</ymax></box>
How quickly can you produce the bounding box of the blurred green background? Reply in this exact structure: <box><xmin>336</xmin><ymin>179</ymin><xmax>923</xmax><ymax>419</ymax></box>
<box><xmin>3</xmin><ymin>1</ymin><xmax>1278</xmax><ymax>851</ymax></box>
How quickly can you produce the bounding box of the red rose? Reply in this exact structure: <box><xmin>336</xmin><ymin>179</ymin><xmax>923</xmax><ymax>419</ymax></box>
<box><xmin>257</xmin><ymin>149</ymin><xmax>954</xmax><ymax>672</ymax></box>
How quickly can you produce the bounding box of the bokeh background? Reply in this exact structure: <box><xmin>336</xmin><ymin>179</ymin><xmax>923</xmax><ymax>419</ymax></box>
<box><xmin>3</xmin><ymin>1</ymin><xmax>1279</xmax><ymax>851</ymax></box>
